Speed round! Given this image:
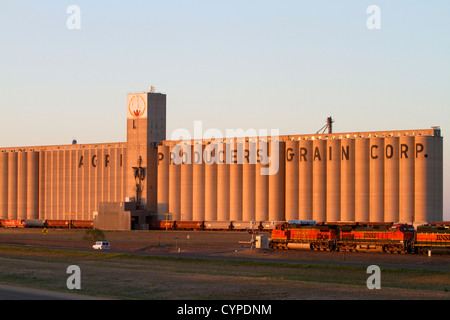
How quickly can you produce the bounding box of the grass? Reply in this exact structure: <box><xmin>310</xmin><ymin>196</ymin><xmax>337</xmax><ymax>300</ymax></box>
<box><xmin>0</xmin><ymin>246</ymin><xmax>449</xmax><ymax>299</ymax></box>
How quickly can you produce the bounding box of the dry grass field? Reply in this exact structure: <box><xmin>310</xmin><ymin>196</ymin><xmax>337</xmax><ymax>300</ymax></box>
<box><xmin>0</xmin><ymin>228</ymin><xmax>449</xmax><ymax>300</ymax></box>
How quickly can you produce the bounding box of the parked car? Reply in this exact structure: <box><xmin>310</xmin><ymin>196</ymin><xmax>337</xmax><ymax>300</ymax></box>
<box><xmin>92</xmin><ymin>241</ymin><xmax>110</xmax><ymax>250</ymax></box>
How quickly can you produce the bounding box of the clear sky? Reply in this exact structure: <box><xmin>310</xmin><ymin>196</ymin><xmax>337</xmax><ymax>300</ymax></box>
<box><xmin>1</xmin><ymin>1</ymin><xmax>449</xmax><ymax>220</ymax></box>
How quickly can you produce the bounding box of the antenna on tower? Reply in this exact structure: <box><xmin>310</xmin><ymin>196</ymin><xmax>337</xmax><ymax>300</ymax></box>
<box><xmin>316</xmin><ymin>116</ymin><xmax>334</xmax><ymax>134</ymax></box>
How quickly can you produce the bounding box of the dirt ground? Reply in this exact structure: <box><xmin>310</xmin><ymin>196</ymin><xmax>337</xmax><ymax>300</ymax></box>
<box><xmin>0</xmin><ymin>228</ymin><xmax>449</xmax><ymax>300</ymax></box>
<box><xmin>0</xmin><ymin>228</ymin><xmax>449</xmax><ymax>269</ymax></box>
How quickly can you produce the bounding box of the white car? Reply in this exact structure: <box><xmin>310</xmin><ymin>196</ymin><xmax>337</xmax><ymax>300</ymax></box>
<box><xmin>92</xmin><ymin>241</ymin><xmax>110</xmax><ymax>250</ymax></box>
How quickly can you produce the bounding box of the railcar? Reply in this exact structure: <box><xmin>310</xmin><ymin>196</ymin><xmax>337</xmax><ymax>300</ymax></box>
<box><xmin>174</xmin><ymin>221</ymin><xmax>204</xmax><ymax>231</ymax></box>
<box><xmin>336</xmin><ymin>224</ymin><xmax>415</xmax><ymax>253</ymax></box>
<box><xmin>0</xmin><ymin>219</ymin><xmax>26</xmax><ymax>228</ymax></box>
<box><xmin>414</xmin><ymin>224</ymin><xmax>450</xmax><ymax>253</ymax></box>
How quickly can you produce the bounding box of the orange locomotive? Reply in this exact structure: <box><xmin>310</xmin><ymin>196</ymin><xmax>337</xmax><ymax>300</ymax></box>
<box><xmin>336</xmin><ymin>224</ymin><xmax>415</xmax><ymax>253</ymax></box>
<box><xmin>271</xmin><ymin>221</ymin><xmax>338</xmax><ymax>251</ymax></box>
<box><xmin>413</xmin><ymin>223</ymin><xmax>450</xmax><ymax>253</ymax></box>
<box><xmin>271</xmin><ymin>221</ymin><xmax>415</xmax><ymax>254</ymax></box>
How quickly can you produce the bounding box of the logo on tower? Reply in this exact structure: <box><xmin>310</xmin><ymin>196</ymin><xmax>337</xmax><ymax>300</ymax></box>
<box><xmin>127</xmin><ymin>94</ymin><xmax>147</xmax><ymax>119</ymax></box>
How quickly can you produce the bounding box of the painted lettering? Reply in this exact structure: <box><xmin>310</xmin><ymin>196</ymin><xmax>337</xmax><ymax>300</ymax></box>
<box><xmin>313</xmin><ymin>147</ymin><xmax>321</xmax><ymax>161</ymax></box>
<box><xmin>342</xmin><ymin>145</ymin><xmax>349</xmax><ymax>160</ymax></box>
<box><xmin>286</xmin><ymin>148</ymin><xmax>294</xmax><ymax>162</ymax></box>
<box><xmin>371</xmin><ymin>145</ymin><xmax>379</xmax><ymax>159</ymax></box>
<box><xmin>299</xmin><ymin>148</ymin><xmax>307</xmax><ymax>161</ymax></box>
<box><xmin>385</xmin><ymin>144</ymin><xmax>393</xmax><ymax>159</ymax></box>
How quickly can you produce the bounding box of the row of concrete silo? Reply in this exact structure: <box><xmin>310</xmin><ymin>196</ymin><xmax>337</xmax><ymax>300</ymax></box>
<box><xmin>157</xmin><ymin>140</ymin><xmax>286</xmax><ymax>222</ymax></box>
<box><xmin>0</xmin><ymin>151</ymin><xmax>39</xmax><ymax>220</ymax></box>
<box><xmin>157</xmin><ymin>134</ymin><xmax>442</xmax><ymax>224</ymax></box>
<box><xmin>0</xmin><ymin>147</ymin><xmax>128</xmax><ymax>221</ymax></box>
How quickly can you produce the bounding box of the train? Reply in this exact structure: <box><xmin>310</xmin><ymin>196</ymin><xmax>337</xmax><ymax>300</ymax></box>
<box><xmin>270</xmin><ymin>220</ymin><xmax>450</xmax><ymax>254</ymax></box>
<box><xmin>0</xmin><ymin>219</ymin><xmax>93</xmax><ymax>229</ymax></box>
<box><xmin>149</xmin><ymin>220</ymin><xmax>282</xmax><ymax>231</ymax></box>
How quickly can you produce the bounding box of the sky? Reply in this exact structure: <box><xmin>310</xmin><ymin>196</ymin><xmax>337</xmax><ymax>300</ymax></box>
<box><xmin>1</xmin><ymin>1</ymin><xmax>449</xmax><ymax>220</ymax></box>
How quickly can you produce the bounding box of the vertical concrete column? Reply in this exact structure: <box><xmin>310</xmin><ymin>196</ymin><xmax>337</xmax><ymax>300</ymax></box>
<box><xmin>192</xmin><ymin>143</ymin><xmax>205</xmax><ymax>221</ymax></box>
<box><xmin>436</xmin><ymin>136</ymin><xmax>443</xmax><ymax>222</ymax></box>
<box><xmin>157</xmin><ymin>145</ymin><xmax>170</xmax><ymax>215</ymax></box>
<box><xmin>355</xmin><ymin>138</ymin><xmax>370</xmax><ymax>222</ymax></box>
<box><xmin>169</xmin><ymin>144</ymin><xmax>181</xmax><ymax>221</ymax></box>
<box><xmin>64</xmin><ymin>150</ymin><xmax>71</xmax><ymax>217</ymax></box>
<box><xmin>44</xmin><ymin>151</ymin><xmax>51</xmax><ymax>220</ymax></box>
<box><xmin>76</xmin><ymin>149</ymin><xmax>84</xmax><ymax>219</ymax></box>
<box><xmin>399</xmin><ymin>136</ymin><xmax>415</xmax><ymax>224</ymax></box>
<box><xmin>70</xmin><ymin>150</ymin><xmax>77</xmax><ymax>214</ymax></box>
<box><xmin>109</xmin><ymin>149</ymin><xmax>117</xmax><ymax>203</ymax></box>
<box><xmin>298</xmin><ymin>140</ymin><xmax>313</xmax><ymax>220</ymax></box>
<box><xmin>242</xmin><ymin>141</ymin><xmax>256</xmax><ymax>221</ymax></box>
<box><xmin>56</xmin><ymin>150</ymin><xmax>64</xmax><ymax>220</ymax></box>
<box><xmin>8</xmin><ymin>152</ymin><xmax>18</xmax><ymax>220</ymax></box>
<box><xmin>326</xmin><ymin>139</ymin><xmax>341</xmax><ymax>222</ymax></box>
<box><xmin>384</xmin><ymin>137</ymin><xmax>399</xmax><ymax>223</ymax></box>
<box><xmin>0</xmin><ymin>153</ymin><xmax>8</xmax><ymax>219</ymax></box>
<box><xmin>204</xmin><ymin>143</ymin><xmax>217</xmax><ymax>221</ymax></box>
<box><xmin>180</xmin><ymin>143</ymin><xmax>193</xmax><ymax>221</ymax></box>
<box><xmin>415</xmin><ymin>136</ymin><xmax>441</xmax><ymax>224</ymax></box>
<box><xmin>82</xmin><ymin>149</ymin><xmax>90</xmax><ymax>220</ymax></box>
<box><xmin>217</xmin><ymin>142</ymin><xmax>230</xmax><ymax>222</ymax></box>
<box><xmin>370</xmin><ymin>137</ymin><xmax>385</xmax><ymax>222</ymax></box>
<box><xmin>17</xmin><ymin>152</ymin><xmax>27</xmax><ymax>220</ymax></box>
<box><xmin>268</xmin><ymin>140</ymin><xmax>285</xmax><ymax>222</ymax></box>
<box><xmin>285</xmin><ymin>140</ymin><xmax>299</xmax><ymax>221</ymax></box>
<box><xmin>340</xmin><ymin>139</ymin><xmax>355</xmax><ymax>222</ymax></box>
<box><xmin>312</xmin><ymin>139</ymin><xmax>327</xmax><ymax>223</ymax></box>
<box><xmin>39</xmin><ymin>151</ymin><xmax>46</xmax><ymax>220</ymax></box>
<box><xmin>27</xmin><ymin>151</ymin><xmax>39</xmax><ymax>220</ymax></box>
<box><xmin>255</xmin><ymin>140</ymin><xmax>269</xmax><ymax>222</ymax></box>
<box><xmin>230</xmin><ymin>141</ymin><xmax>243</xmax><ymax>221</ymax></box>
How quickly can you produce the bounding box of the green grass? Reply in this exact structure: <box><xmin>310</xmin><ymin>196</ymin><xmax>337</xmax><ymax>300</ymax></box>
<box><xmin>0</xmin><ymin>246</ymin><xmax>449</xmax><ymax>299</ymax></box>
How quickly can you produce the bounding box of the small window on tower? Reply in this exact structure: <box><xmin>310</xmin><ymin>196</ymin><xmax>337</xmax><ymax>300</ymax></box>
<box><xmin>133</xmin><ymin>120</ymin><xmax>136</xmax><ymax>129</ymax></box>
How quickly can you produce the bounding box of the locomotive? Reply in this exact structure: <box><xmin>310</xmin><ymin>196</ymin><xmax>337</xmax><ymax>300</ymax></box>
<box><xmin>270</xmin><ymin>220</ymin><xmax>450</xmax><ymax>254</ymax></box>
